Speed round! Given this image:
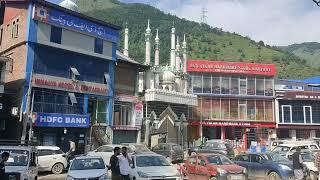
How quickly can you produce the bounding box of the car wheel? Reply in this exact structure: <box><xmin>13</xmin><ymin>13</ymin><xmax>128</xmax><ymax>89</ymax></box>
<box><xmin>268</xmin><ymin>171</ymin><xmax>280</xmax><ymax>180</ymax></box>
<box><xmin>51</xmin><ymin>162</ymin><xmax>64</xmax><ymax>174</ymax></box>
<box><xmin>210</xmin><ymin>176</ymin><xmax>217</xmax><ymax>180</ymax></box>
<box><xmin>309</xmin><ymin>171</ymin><xmax>317</xmax><ymax>180</ymax></box>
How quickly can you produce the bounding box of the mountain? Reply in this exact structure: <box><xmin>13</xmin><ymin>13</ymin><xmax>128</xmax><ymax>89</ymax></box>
<box><xmin>77</xmin><ymin>0</ymin><xmax>320</xmax><ymax>79</ymax></box>
<box><xmin>279</xmin><ymin>42</ymin><xmax>320</xmax><ymax>67</ymax></box>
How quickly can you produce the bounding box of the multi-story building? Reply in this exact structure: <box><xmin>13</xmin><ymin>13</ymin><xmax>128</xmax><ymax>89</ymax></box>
<box><xmin>0</xmin><ymin>0</ymin><xmax>120</xmax><ymax>153</ymax></box>
<box><xmin>188</xmin><ymin>60</ymin><xmax>277</xmax><ymax>148</ymax></box>
<box><xmin>275</xmin><ymin>77</ymin><xmax>320</xmax><ymax>140</ymax></box>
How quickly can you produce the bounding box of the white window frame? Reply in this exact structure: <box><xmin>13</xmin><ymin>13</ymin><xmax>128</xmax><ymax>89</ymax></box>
<box><xmin>281</xmin><ymin>105</ymin><xmax>292</xmax><ymax>123</ymax></box>
<box><xmin>303</xmin><ymin>106</ymin><xmax>312</xmax><ymax>124</ymax></box>
<box><xmin>239</xmin><ymin>77</ymin><xmax>247</xmax><ymax>95</ymax></box>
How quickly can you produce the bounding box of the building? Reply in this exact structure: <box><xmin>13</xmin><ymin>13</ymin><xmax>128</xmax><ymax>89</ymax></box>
<box><xmin>275</xmin><ymin>77</ymin><xmax>320</xmax><ymax>140</ymax></box>
<box><xmin>0</xmin><ymin>0</ymin><xmax>120</xmax><ymax>153</ymax></box>
<box><xmin>188</xmin><ymin>60</ymin><xmax>277</xmax><ymax>148</ymax></box>
<box><xmin>139</xmin><ymin>21</ymin><xmax>197</xmax><ymax>148</ymax></box>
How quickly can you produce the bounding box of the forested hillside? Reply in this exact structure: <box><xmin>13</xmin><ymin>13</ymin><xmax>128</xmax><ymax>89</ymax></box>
<box><xmin>78</xmin><ymin>0</ymin><xmax>320</xmax><ymax>79</ymax></box>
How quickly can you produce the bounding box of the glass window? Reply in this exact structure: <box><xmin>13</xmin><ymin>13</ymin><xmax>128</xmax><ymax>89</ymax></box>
<box><xmin>247</xmin><ymin>78</ymin><xmax>255</xmax><ymax>95</ymax></box>
<box><xmin>265</xmin><ymin>79</ymin><xmax>273</xmax><ymax>96</ymax></box>
<box><xmin>221</xmin><ymin>77</ymin><xmax>230</xmax><ymax>94</ymax></box>
<box><xmin>202</xmin><ymin>98</ymin><xmax>211</xmax><ymax>120</ymax></box>
<box><xmin>230</xmin><ymin>100</ymin><xmax>238</xmax><ymax>119</ymax></box>
<box><xmin>304</xmin><ymin>106</ymin><xmax>312</xmax><ymax>124</ymax></box>
<box><xmin>256</xmin><ymin>100</ymin><xmax>264</xmax><ymax>121</ymax></box>
<box><xmin>282</xmin><ymin>105</ymin><xmax>292</xmax><ymax>123</ymax></box>
<box><xmin>250</xmin><ymin>154</ymin><xmax>263</xmax><ymax>163</ymax></box>
<box><xmin>247</xmin><ymin>100</ymin><xmax>255</xmax><ymax>120</ymax></box>
<box><xmin>136</xmin><ymin>156</ymin><xmax>170</xmax><ymax>167</ymax></box>
<box><xmin>240</xmin><ymin>77</ymin><xmax>246</xmax><ymax>95</ymax></box>
<box><xmin>193</xmin><ymin>75</ymin><xmax>202</xmax><ymax>93</ymax></box>
<box><xmin>221</xmin><ymin>100</ymin><xmax>230</xmax><ymax>119</ymax></box>
<box><xmin>265</xmin><ymin>101</ymin><xmax>273</xmax><ymax>121</ymax></box>
<box><xmin>231</xmin><ymin>77</ymin><xmax>239</xmax><ymax>94</ymax></box>
<box><xmin>212</xmin><ymin>99</ymin><xmax>220</xmax><ymax>119</ymax></box>
<box><xmin>38</xmin><ymin>150</ymin><xmax>54</xmax><ymax>156</ymax></box>
<box><xmin>212</xmin><ymin>76</ymin><xmax>220</xmax><ymax>94</ymax></box>
<box><xmin>256</xmin><ymin>79</ymin><xmax>264</xmax><ymax>96</ymax></box>
<box><xmin>50</xmin><ymin>26</ymin><xmax>62</xmax><ymax>44</ymax></box>
<box><xmin>70</xmin><ymin>158</ymin><xmax>105</xmax><ymax>170</ymax></box>
<box><xmin>203</xmin><ymin>75</ymin><xmax>211</xmax><ymax>93</ymax></box>
<box><xmin>94</xmin><ymin>38</ymin><xmax>104</xmax><ymax>54</ymax></box>
<box><xmin>292</xmin><ymin>105</ymin><xmax>304</xmax><ymax>124</ymax></box>
<box><xmin>239</xmin><ymin>100</ymin><xmax>246</xmax><ymax>120</ymax></box>
<box><xmin>235</xmin><ymin>154</ymin><xmax>249</xmax><ymax>162</ymax></box>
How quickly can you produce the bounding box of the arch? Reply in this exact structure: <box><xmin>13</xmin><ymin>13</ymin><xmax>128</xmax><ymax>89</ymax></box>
<box><xmin>157</xmin><ymin>106</ymin><xmax>178</xmax><ymax>128</ymax></box>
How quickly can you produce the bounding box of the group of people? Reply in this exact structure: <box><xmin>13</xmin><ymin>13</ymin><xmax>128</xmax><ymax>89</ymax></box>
<box><xmin>109</xmin><ymin>146</ymin><xmax>132</xmax><ymax>180</ymax></box>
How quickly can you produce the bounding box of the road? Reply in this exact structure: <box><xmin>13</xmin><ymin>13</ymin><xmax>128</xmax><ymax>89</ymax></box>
<box><xmin>38</xmin><ymin>173</ymin><xmax>67</xmax><ymax>180</ymax></box>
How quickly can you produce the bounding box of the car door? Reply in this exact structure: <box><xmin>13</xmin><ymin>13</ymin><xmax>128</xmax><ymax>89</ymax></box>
<box><xmin>249</xmin><ymin>154</ymin><xmax>267</xmax><ymax>179</ymax></box>
<box><xmin>38</xmin><ymin>149</ymin><xmax>55</xmax><ymax>171</ymax></box>
<box><xmin>234</xmin><ymin>155</ymin><xmax>251</xmax><ymax>177</ymax></box>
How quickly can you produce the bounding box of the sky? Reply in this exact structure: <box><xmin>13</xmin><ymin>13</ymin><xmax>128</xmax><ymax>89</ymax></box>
<box><xmin>51</xmin><ymin>0</ymin><xmax>320</xmax><ymax>46</ymax></box>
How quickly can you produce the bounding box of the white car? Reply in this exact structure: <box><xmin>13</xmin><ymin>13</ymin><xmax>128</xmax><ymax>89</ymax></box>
<box><xmin>301</xmin><ymin>151</ymin><xmax>318</xmax><ymax>180</ymax></box>
<box><xmin>67</xmin><ymin>156</ymin><xmax>109</xmax><ymax>180</ymax></box>
<box><xmin>87</xmin><ymin>144</ymin><xmax>123</xmax><ymax>166</ymax></box>
<box><xmin>272</xmin><ymin>143</ymin><xmax>320</xmax><ymax>158</ymax></box>
<box><xmin>37</xmin><ymin>146</ymin><xmax>67</xmax><ymax>174</ymax></box>
<box><xmin>129</xmin><ymin>152</ymin><xmax>181</xmax><ymax>180</ymax></box>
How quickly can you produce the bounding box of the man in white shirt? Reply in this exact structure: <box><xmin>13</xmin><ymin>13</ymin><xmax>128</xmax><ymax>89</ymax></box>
<box><xmin>117</xmin><ymin>146</ymin><xmax>132</xmax><ymax>180</ymax></box>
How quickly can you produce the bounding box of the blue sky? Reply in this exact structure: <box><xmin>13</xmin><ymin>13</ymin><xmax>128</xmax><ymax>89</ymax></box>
<box><xmin>50</xmin><ymin>0</ymin><xmax>320</xmax><ymax>45</ymax></box>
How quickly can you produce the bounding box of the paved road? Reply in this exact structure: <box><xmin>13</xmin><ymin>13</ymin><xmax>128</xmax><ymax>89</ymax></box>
<box><xmin>38</xmin><ymin>173</ymin><xmax>67</xmax><ymax>180</ymax></box>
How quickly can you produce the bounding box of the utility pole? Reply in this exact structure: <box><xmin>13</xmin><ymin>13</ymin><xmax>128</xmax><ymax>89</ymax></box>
<box><xmin>200</xmin><ymin>7</ymin><xmax>208</xmax><ymax>25</ymax></box>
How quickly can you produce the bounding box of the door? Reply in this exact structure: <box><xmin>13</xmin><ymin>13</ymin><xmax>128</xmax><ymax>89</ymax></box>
<box><xmin>249</xmin><ymin>154</ymin><xmax>267</xmax><ymax>178</ymax></box>
<box><xmin>38</xmin><ymin>149</ymin><xmax>56</xmax><ymax>171</ymax></box>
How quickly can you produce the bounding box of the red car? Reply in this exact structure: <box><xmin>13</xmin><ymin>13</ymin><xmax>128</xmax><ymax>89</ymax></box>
<box><xmin>182</xmin><ymin>153</ymin><xmax>248</xmax><ymax>180</ymax></box>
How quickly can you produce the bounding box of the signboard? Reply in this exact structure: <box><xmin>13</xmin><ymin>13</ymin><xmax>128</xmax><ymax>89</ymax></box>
<box><xmin>187</xmin><ymin>60</ymin><xmax>276</xmax><ymax>76</ymax></box>
<box><xmin>32</xmin><ymin>74</ymin><xmax>108</xmax><ymax>96</ymax></box>
<box><xmin>112</xmin><ymin>126</ymin><xmax>140</xmax><ymax>131</ymax></box>
<box><xmin>34</xmin><ymin>113</ymin><xmax>90</xmax><ymax>128</ymax></box>
<box><xmin>282</xmin><ymin>91</ymin><xmax>320</xmax><ymax>100</ymax></box>
<box><xmin>32</xmin><ymin>4</ymin><xmax>119</xmax><ymax>42</ymax></box>
<box><xmin>115</xmin><ymin>94</ymin><xmax>138</xmax><ymax>103</ymax></box>
<box><xmin>134</xmin><ymin>102</ymin><xmax>143</xmax><ymax>126</ymax></box>
<box><xmin>189</xmin><ymin>121</ymin><xmax>276</xmax><ymax>128</ymax></box>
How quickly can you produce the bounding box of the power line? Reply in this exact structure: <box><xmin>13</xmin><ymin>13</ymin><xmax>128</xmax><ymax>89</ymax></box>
<box><xmin>200</xmin><ymin>6</ymin><xmax>208</xmax><ymax>25</ymax></box>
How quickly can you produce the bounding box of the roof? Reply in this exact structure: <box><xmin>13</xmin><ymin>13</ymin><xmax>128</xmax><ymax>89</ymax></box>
<box><xmin>0</xmin><ymin>145</ymin><xmax>32</xmax><ymax>151</ymax></box>
<box><xmin>7</xmin><ymin>0</ymin><xmax>121</xmax><ymax>30</ymax></box>
<box><xmin>36</xmin><ymin>146</ymin><xmax>60</xmax><ymax>150</ymax></box>
<box><xmin>277</xmin><ymin>143</ymin><xmax>317</xmax><ymax>147</ymax></box>
<box><xmin>116</xmin><ymin>51</ymin><xmax>145</xmax><ymax>67</ymax></box>
<box><xmin>74</xmin><ymin>155</ymin><xmax>104</xmax><ymax>160</ymax></box>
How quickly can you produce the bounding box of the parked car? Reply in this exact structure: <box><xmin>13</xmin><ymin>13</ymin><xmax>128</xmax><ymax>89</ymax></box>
<box><xmin>233</xmin><ymin>152</ymin><xmax>294</xmax><ymax>180</ymax></box>
<box><xmin>67</xmin><ymin>156</ymin><xmax>108</xmax><ymax>180</ymax></box>
<box><xmin>272</xmin><ymin>143</ymin><xmax>320</xmax><ymax>158</ymax></box>
<box><xmin>152</xmin><ymin>143</ymin><xmax>184</xmax><ymax>163</ymax></box>
<box><xmin>36</xmin><ymin>146</ymin><xmax>67</xmax><ymax>174</ymax></box>
<box><xmin>129</xmin><ymin>152</ymin><xmax>181</xmax><ymax>180</ymax></box>
<box><xmin>87</xmin><ymin>144</ymin><xmax>123</xmax><ymax>166</ymax></box>
<box><xmin>188</xmin><ymin>141</ymin><xmax>234</xmax><ymax>158</ymax></box>
<box><xmin>288</xmin><ymin>150</ymin><xmax>318</xmax><ymax>180</ymax></box>
<box><xmin>121</xmin><ymin>143</ymin><xmax>151</xmax><ymax>153</ymax></box>
<box><xmin>182</xmin><ymin>153</ymin><xmax>247</xmax><ymax>180</ymax></box>
<box><xmin>0</xmin><ymin>145</ymin><xmax>38</xmax><ymax>180</ymax></box>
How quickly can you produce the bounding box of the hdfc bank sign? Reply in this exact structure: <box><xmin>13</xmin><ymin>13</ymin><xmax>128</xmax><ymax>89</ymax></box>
<box><xmin>32</xmin><ymin>74</ymin><xmax>108</xmax><ymax>96</ymax></box>
<box><xmin>187</xmin><ymin>60</ymin><xmax>276</xmax><ymax>76</ymax></box>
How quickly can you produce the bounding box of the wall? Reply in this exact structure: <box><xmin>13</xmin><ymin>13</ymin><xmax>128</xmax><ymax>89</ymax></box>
<box><xmin>115</xmin><ymin>63</ymin><xmax>136</xmax><ymax>95</ymax></box>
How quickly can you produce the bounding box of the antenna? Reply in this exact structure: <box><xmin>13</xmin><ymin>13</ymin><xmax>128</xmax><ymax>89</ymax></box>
<box><xmin>200</xmin><ymin>6</ymin><xmax>208</xmax><ymax>25</ymax></box>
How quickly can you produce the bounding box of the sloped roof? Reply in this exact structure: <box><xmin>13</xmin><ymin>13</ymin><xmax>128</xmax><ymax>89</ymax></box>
<box><xmin>116</xmin><ymin>50</ymin><xmax>144</xmax><ymax>66</ymax></box>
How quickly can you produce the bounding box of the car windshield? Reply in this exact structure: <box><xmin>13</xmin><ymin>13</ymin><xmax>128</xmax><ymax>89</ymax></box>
<box><xmin>0</xmin><ymin>149</ymin><xmax>29</xmax><ymax>166</ymax></box>
<box><xmin>263</xmin><ymin>153</ymin><xmax>288</xmax><ymax>162</ymax></box>
<box><xmin>204</xmin><ymin>143</ymin><xmax>226</xmax><ymax>149</ymax></box>
<box><xmin>301</xmin><ymin>153</ymin><xmax>314</xmax><ymax>162</ymax></box>
<box><xmin>272</xmin><ymin>146</ymin><xmax>290</xmax><ymax>153</ymax></box>
<box><xmin>70</xmin><ymin>158</ymin><xmax>105</xmax><ymax>170</ymax></box>
<box><xmin>207</xmin><ymin>155</ymin><xmax>233</xmax><ymax>165</ymax></box>
<box><xmin>136</xmin><ymin>156</ymin><xmax>171</xmax><ymax>167</ymax></box>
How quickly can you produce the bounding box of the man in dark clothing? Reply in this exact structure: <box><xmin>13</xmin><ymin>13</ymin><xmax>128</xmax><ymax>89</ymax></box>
<box><xmin>109</xmin><ymin>147</ymin><xmax>121</xmax><ymax>180</ymax></box>
<box><xmin>0</xmin><ymin>152</ymin><xmax>10</xmax><ymax>180</ymax></box>
<box><xmin>292</xmin><ymin>147</ymin><xmax>304</xmax><ymax>180</ymax></box>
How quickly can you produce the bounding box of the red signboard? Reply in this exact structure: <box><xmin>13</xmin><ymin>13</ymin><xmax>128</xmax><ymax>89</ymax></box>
<box><xmin>189</xmin><ymin>121</ymin><xmax>276</xmax><ymax>128</ymax></box>
<box><xmin>187</xmin><ymin>60</ymin><xmax>276</xmax><ymax>76</ymax></box>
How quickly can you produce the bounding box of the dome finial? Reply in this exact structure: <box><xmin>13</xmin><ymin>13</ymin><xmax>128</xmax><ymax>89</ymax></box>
<box><xmin>59</xmin><ymin>0</ymin><xmax>79</xmax><ymax>12</ymax></box>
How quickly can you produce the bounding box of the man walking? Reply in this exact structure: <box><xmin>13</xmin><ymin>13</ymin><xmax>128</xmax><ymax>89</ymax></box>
<box><xmin>110</xmin><ymin>147</ymin><xmax>121</xmax><ymax>180</ymax></box>
<box><xmin>0</xmin><ymin>152</ymin><xmax>10</xmax><ymax>180</ymax></box>
<box><xmin>292</xmin><ymin>147</ymin><xmax>304</xmax><ymax>180</ymax></box>
<box><xmin>117</xmin><ymin>147</ymin><xmax>132</xmax><ymax>180</ymax></box>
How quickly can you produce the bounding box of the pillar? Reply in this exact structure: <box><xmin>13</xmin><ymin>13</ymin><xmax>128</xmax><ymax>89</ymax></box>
<box><xmin>290</xmin><ymin>129</ymin><xmax>296</xmax><ymax>141</ymax></box>
<box><xmin>221</xmin><ymin>127</ymin><xmax>226</xmax><ymax>141</ymax></box>
<box><xmin>310</xmin><ymin>130</ymin><xmax>316</xmax><ymax>138</ymax></box>
<box><xmin>243</xmin><ymin>128</ymin><xmax>248</xmax><ymax>150</ymax></box>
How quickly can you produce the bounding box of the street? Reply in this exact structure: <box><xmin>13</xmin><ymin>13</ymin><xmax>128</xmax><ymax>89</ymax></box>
<box><xmin>38</xmin><ymin>173</ymin><xmax>67</xmax><ymax>180</ymax></box>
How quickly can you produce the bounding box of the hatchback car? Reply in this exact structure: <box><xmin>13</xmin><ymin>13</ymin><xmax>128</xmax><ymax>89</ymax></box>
<box><xmin>37</xmin><ymin>146</ymin><xmax>67</xmax><ymax>174</ymax></box>
<box><xmin>182</xmin><ymin>153</ymin><xmax>247</xmax><ymax>180</ymax></box>
<box><xmin>129</xmin><ymin>152</ymin><xmax>181</xmax><ymax>180</ymax></box>
<box><xmin>67</xmin><ymin>156</ymin><xmax>108</xmax><ymax>180</ymax></box>
<box><xmin>152</xmin><ymin>143</ymin><xmax>184</xmax><ymax>163</ymax></box>
<box><xmin>233</xmin><ymin>153</ymin><xmax>294</xmax><ymax>180</ymax></box>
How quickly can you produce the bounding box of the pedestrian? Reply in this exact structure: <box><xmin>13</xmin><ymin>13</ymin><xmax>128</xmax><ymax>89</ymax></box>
<box><xmin>109</xmin><ymin>147</ymin><xmax>121</xmax><ymax>180</ymax></box>
<box><xmin>117</xmin><ymin>147</ymin><xmax>132</xmax><ymax>180</ymax></box>
<box><xmin>67</xmin><ymin>140</ymin><xmax>76</xmax><ymax>163</ymax></box>
<box><xmin>292</xmin><ymin>147</ymin><xmax>304</xmax><ymax>180</ymax></box>
<box><xmin>0</xmin><ymin>152</ymin><xmax>10</xmax><ymax>180</ymax></box>
<box><xmin>315</xmin><ymin>151</ymin><xmax>320</xmax><ymax>180</ymax></box>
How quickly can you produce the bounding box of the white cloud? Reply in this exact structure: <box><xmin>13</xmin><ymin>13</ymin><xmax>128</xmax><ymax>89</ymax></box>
<box><xmin>150</xmin><ymin>0</ymin><xmax>320</xmax><ymax>46</ymax></box>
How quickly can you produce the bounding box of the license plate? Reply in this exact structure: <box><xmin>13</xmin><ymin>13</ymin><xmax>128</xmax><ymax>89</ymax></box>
<box><xmin>229</xmin><ymin>175</ymin><xmax>243</xmax><ymax>180</ymax></box>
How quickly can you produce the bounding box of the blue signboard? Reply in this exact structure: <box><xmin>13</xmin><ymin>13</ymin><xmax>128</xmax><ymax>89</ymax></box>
<box><xmin>33</xmin><ymin>4</ymin><xmax>119</xmax><ymax>43</ymax></box>
<box><xmin>34</xmin><ymin>113</ymin><xmax>90</xmax><ymax>128</ymax></box>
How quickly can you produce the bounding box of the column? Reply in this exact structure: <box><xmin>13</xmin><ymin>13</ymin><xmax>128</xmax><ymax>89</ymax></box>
<box><xmin>144</xmin><ymin>119</ymin><xmax>150</xmax><ymax>145</ymax></box>
<box><xmin>310</xmin><ymin>130</ymin><xmax>316</xmax><ymax>138</ymax></box>
<box><xmin>243</xmin><ymin>128</ymin><xmax>248</xmax><ymax>150</ymax></box>
<box><xmin>221</xmin><ymin>127</ymin><xmax>226</xmax><ymax>141</ymax></box>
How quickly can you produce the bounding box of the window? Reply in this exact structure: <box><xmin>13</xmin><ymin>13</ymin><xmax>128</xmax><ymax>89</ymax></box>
<box><xmin>202</xmin><ymin>75</ymin><xmax>211</xmax><ymax>93</ymax></box>
<box><xmin>235</xmin><ymin>155</ymin><xmax>249</xmax><ymax>162</ymax></box>
<box><xmin>247</xmin><ymin>78</ymin><xmax>255</xmax><ymax>95</ymax></box>
<box><xmin>50</xmin><ymin>26</ymin><xmax>62</xmax><ymax>44</ymax></box>
<box><xmin>240</xmin><ymin>77</ymin><xmax>246</xmax><ymax>95</ymax></box>
<box><xmin>94</xmin><ymin>38</ymin><xmax>103</xmax><ymax>54</ymax></box>
<box><xmin>239</xmin><ymin>100</ymin><xmax>246</xmax><ymax>120</ymax></box>
<box><xmin>265</xmin><ymin>79</ymin><xmax>273</xmax><ymax>96</ymax></box>
<box><xmin>192</xmin><ymin>75</ymin><xmax>202</xmax><ymax>93</ymax></box>
<box><xmin>256</xmin><ymin>79</ymin><xmax>264</xmax><ymax>96</ymax></box>
<box><xmin>247</xmin><ymin>100</ymin><xmax>255</xmax><ymax>120</ymax></box>
<box><xmin>113</xmin><ymin>103</ymin><xmax>133</xmax><ymax>126</ymax></box>
<box><xmin>0</xmin><ymin>28</ymin><xmax>3</xmax><ymax>45</ymax></box>
<box><xmin>304</xmin><ymin>106</ymin><xmax>312</xmax><ymax>124</ymax></box>
<box><xmin>89</xmin><ymin>98</ymin><xmax>108</xmax><ymax>124</ymax></box>
<box><xmin>230</xmin><ymin>99</ymin><xmax>238</xmax><ymax>119</ymax></box>
<box><xmin>265</xmin><ymin>101</ymin><xmax>273</xmax><ymax>121</ymax></box>
<box><xmin>256</xmin><ymin>100</ymin><xmax>264</xmax><ymax>120</ymax></box>
<box><xmin>212</xmin><ymin>76</ymin><xmax>220</xmax><ymax>94</ymax></box>
<box><xmin>11</xmin><ymin>19</ymin><xmax>19</xmax><ymax>39</ymax></box>
<box><xmin>231</xmin><ymin>77</ymin><xmax>239</xmax><ymax>94</ymax></box>
<box><xmin>282</xmin><ymin>105</ymin><xmax>292</xmax><ymax>123</ymax></box>
<box><xmin>38</xmin><ymin>150</ymin><xmax>54</xmax><ymax>156</ymax></box>
<box><xmin>250</xmin><ymin>154</ymin><xmax>263</xmax><ymax>163</ymax></box>
<box><xmin>221</xmin><ymin>77</ymin><xmax>230</xmax><ymax>94</ymax></box>
<box><xmin>221</xmin><ymin>99</ymin><xmax>230</xmax><ymax>119</ymax></box>
<box><xmin>202</xmin><ymin>98</ymin><xmax>211</xmax><ymax>120</ymax></box>
<box><xmin>212</xmin><ymin>99</ymin><xmax>220</xmax><ymax>119</ymax></box>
